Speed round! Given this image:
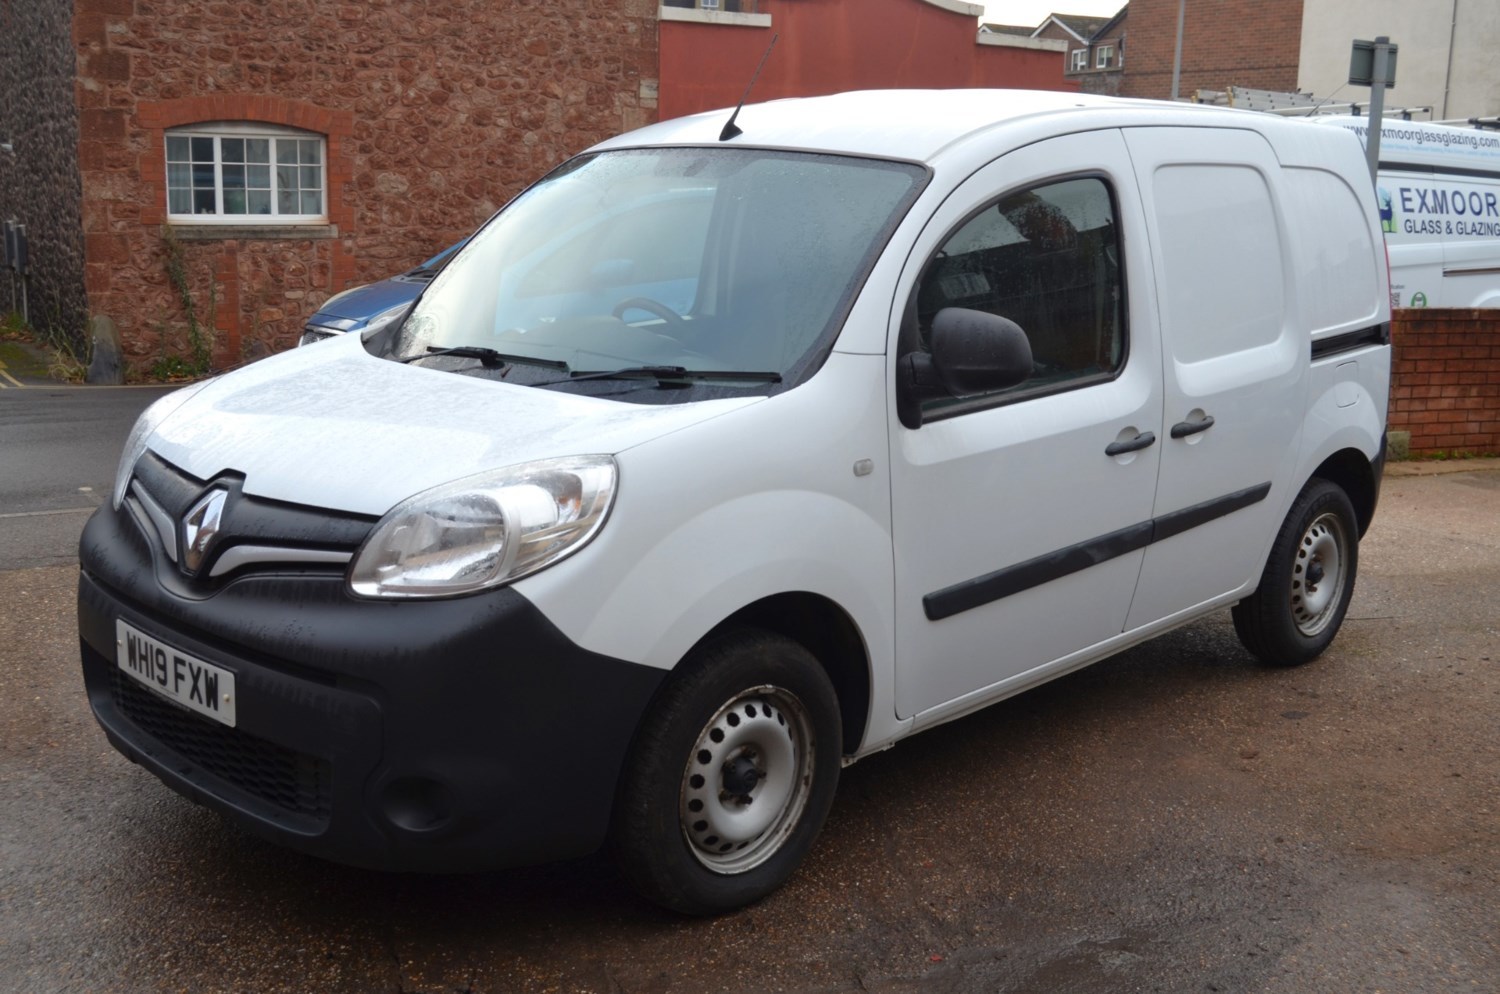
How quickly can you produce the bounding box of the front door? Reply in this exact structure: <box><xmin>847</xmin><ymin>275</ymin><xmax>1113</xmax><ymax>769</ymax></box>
<box><xmin>889</xmin><ymin>130</ymin><xmax>1164</xmax><ymax>721</ymax></box>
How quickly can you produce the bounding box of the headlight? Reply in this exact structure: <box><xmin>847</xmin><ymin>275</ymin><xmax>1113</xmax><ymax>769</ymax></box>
<box><xmin>111</xmin><ymin>380</ymin><xmax>216</xmax><ymax>509</ymax></box>
<box><xmin>349</xmin><ymin>456</ymin><xmax>617</xmax><ymax>599</ymax></box>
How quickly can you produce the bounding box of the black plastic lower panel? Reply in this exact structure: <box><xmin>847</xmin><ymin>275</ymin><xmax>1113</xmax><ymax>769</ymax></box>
<box><xmin>77</xmin><ymin>500</ymin><xmax>666</xmax><ymax>872</ymax></box>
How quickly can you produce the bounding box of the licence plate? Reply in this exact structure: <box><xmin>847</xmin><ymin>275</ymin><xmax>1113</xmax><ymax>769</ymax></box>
<box><xmin>115</xmin><ymin>619</ymin><xmax>237</xmax><ymax>727</ymax></box>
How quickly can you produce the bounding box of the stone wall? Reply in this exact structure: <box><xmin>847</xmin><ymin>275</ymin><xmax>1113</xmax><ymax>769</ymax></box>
<box><xmin>1389</xmin><ymin>309</ymin><xmax>1500</xmax><ymax>455</ymax></box>
<box><xmin>1119</xmin><ymin>0</ymin><xmax>1303</xmax><ymax>100</ymax></box>
<box><xmin>0</xmin><ymin>0</ymin><xmax>89</xmax><ymax>354</ymax></box>
<box><xmin>74</xmin><ymin>0</ymin><xmax>659</xmax><ymax>369</ymax></box>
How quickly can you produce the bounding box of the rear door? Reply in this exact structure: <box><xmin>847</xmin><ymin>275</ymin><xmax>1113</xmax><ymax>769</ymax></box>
<box><xmin>1120</xmin><ymin>127</ymin><xmax>1307</xmax><ymax>630</ymax></box>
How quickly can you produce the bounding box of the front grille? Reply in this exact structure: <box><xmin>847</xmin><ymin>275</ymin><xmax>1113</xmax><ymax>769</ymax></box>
<box><xmin>109</xmin><ymin>668</ymin><xmax>331</xmax><ymax>823</ymax></box>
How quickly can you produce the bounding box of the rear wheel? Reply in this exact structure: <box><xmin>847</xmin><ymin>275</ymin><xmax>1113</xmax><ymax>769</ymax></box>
<box><xmin>1233</xmin><ymin>478</ymin><xmax>1358</xmax><ymax>667</ymax></box>
<box><xmin>613</xmin><ymin>629</ymin><xmax>841</xmax><ymax>915</ymax></box>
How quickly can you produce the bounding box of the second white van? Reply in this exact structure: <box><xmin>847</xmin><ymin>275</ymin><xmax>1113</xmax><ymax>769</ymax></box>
<box><xmin>1317</xmin><ymin>116</ymin><xmax>1500</xmax><ymax>308</ymax></box>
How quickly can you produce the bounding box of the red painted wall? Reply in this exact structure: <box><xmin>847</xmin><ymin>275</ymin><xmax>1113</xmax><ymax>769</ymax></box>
<box><xmin>660</xmin><ymin>0</ymin><xmax>1076</xmax><ymax>121</ymax></box>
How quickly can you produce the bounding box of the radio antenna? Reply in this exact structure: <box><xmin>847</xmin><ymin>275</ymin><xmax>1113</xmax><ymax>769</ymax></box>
<box><xmin>719</xmin><ymin>33</ymin><xmax>779</xmax><ymax>142</ymax></box>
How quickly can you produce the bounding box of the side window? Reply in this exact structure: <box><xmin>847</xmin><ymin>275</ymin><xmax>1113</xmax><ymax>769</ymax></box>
<box><xmin>910</xmin><ymin>175</ymin><xmax>1125</xmax><ymax>416</ymax></box>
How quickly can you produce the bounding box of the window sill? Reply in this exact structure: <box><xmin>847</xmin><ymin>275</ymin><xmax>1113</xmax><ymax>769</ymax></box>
<box><xmin>659</xmin><ymin>8</ymin><xmax>771</xmax><ymax>27</ymax></box>
<box><xmin>168</xmin><ymin>223</ymin><xmax>338</xmax><ymax>241</ymax></box>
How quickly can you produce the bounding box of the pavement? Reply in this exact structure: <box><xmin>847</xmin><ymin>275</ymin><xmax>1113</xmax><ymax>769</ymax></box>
<box><xmin>0</xmin><ymin>337</ymin><xmax>58</xmax><ymax>388</ymax></box>
<box><xmin>1</xmin><ymin>451</ymin><xmax>1496</xmax><ymax>991</ymax></box>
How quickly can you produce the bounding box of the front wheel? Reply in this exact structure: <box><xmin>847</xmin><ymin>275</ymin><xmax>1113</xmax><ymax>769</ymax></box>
<box><xmin>613</xmin><ymin>629</ymin><xmax>842</xmax><ymax>915</ymax></box>
<box><xmin>1232</xmin><ymin>478</ymin><xmax>1359</xmax><ymax>667</ymax></box>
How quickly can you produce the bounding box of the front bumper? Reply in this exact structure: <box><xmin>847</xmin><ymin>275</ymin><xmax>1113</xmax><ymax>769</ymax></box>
<box><xmin>77</xmin><ymin>493</ymin><xmax>664</xmax><ymax>872</ymax></box>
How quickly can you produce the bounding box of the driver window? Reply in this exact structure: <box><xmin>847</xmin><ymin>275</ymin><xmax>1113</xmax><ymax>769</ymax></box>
<box><xmin>913</xmin><ymin>176</ymin><xmax>1125</xmax><ymax>413</ymax></box>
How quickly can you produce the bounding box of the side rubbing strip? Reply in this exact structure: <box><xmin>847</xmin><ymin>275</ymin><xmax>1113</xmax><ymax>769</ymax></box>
<box><xmin>1150</xmin><ymin>482</ymin><xmax>1272</xmax><ymax>543</ymax></box>
<box><xmin>1311</xmin><ymin>322</ymin><xmax>1389</xmax><ymax>361</ymax></box>
<box><xmin>923</xmin><ymin>522</ymin><xmax>1153</xmax><ymax>621</ymax></box>
<box><xmin>923</xmin><ymin>482</ymin><xmax>1273</xmax><ymax>621</ymax></box>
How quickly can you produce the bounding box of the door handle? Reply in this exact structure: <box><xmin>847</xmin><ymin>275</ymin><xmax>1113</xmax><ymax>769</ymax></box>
<box><xmin>1170</xmin><ymin>415</ymin><xmax>1216</xmax><ymax>439</ymax></box>
<box><xmin>1105</xmin><ymin>431</ymin><xmax>1156</xmax><ymax>456</ymax></box>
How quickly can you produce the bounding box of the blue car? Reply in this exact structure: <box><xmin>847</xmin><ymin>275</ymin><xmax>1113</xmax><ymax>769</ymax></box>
<box><xmin>298</xmin><ymin>240</ymin><xmax>467</xmax><ymax>346</ymax></box>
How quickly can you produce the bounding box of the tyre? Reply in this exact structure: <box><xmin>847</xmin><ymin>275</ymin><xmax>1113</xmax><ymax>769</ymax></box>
<box><xmin>1232</xmin><ymin>478</ymin><xmax>1359</xmax><ymax>667</ymax></box>
<box><xmin>613</xmin><ymin>628</ymin><xmax>842</xmax><ymax>915</ymax></box>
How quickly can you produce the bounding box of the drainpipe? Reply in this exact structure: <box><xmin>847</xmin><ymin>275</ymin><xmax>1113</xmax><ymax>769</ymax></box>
<box><xmin>1171</xmin><ymin>0</ymin><xmax>1186</xmax><ymax>100</ymax></box>
<box><xmin>1441</xmin><ymin>0</ymin><xmax>1458</xmax><ymax>119</ymax></box>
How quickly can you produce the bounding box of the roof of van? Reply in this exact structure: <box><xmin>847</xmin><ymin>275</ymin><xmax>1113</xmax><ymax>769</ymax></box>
<box><xmin>595</xmin><ymin>89</ymin><xmax>1271</xmax><ymax>163</ymax></box>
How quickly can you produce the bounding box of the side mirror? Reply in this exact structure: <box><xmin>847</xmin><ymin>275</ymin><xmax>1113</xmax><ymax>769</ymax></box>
<box><xmin>897</xmin><ymin>308</ymin><xmax>1033</xmax><ymax>428</ymax></box>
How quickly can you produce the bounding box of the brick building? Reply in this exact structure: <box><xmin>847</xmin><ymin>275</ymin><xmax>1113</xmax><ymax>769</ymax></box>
<box><xmin>1119</xmin><ymin>0</ymin><xmax>1304</xmax><ymax>100</ymax></box>
<box><xmin>659</xmin><ymin>0</ymin><xmax>1074</xmax><ymax>121</ymax></box>
<box><xmin>3</xmin><ymin>0</ymin><xmax>660</xmax><ymax>372</ymax></box>
<box><xmin>1062</xmin><ymin>8</ymin><xmax>1128</xmax><ymax>96</ymax></box>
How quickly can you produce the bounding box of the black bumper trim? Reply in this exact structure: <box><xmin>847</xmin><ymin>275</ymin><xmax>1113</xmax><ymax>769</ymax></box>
<box><xmin>78</xmin><ymin>500</ymin><xmax>666</xmax><ymax>873</ymax></box>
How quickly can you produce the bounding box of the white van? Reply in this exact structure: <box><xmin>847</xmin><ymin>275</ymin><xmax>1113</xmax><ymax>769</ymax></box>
<box><xmin>1315</xmin><ymin>116</ymin><xmax>1500</xmax><ymax>308</ymax></box>
<box><xmin>79</xmin><ymin>91</ymin><xmax>1391</xmax><ymax>915</ymax></box>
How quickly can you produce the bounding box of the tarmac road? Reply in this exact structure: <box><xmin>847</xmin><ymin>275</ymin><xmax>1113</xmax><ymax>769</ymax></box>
<box><xmin>0</xmin><ymin>385</ymin><xmax>176</xmax><ymax>570</ymax></box>
<box><xmin>1</xmin><ymin>464</ymin><xmax>1496</xmax><ymax>993</ymax></box>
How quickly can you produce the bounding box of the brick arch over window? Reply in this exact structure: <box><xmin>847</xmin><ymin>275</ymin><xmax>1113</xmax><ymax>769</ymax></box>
<box><xmin>135</xmin><ymin>96</ymin><xmax>355</xmax><ymax>230</ymax></box>
<box><xmin>132</xmin><ymin>96</ymin><xmax>357</xmax><ymax>363</ymax></box>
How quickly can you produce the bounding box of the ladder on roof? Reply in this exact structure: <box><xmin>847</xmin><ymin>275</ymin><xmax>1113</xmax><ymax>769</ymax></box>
<box><xmin>1190</xmin><ymin>86</ymin><xmax>1434</xmax><ymax>121</ymax></box>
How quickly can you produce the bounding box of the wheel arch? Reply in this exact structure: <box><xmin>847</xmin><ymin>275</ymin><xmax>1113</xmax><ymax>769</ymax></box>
<box><xmin>1310</xmin><ymin>446</ymin><xmax>1378</xmax><ymax>537</ymax></box>
<box><xmin>711</xmin><ymin>593</ymin><xmax>872</xmax><ymax>757</ymax></box>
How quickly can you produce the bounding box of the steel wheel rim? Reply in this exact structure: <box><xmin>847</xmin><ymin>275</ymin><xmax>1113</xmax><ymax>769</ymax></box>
<box><xmin>679</xmin><ymin>685</ymin><xmax>815</xmax><ymax>875</ymax></box>
<box><xmin>1290</xmin><ymin>510</ymin><xmax>1347</xmax><ymax>637</ymax></box>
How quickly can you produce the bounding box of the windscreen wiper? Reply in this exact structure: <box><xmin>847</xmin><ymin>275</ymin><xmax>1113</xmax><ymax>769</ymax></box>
<box><xmin>533</xmin><ymin>365</ymin><xmax>783</xmax><ymax>387</ymax></box>
<box><xmin>395</xmin><ymin>346</ymin><xmax>569</xmax><ymax>370</ymax></box>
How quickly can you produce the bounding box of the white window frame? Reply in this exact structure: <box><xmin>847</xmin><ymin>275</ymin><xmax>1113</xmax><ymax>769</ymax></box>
<box><xmin>700</xmin><ymin>0</ymin><xmax>720</xmax><ymax>8</ymax></box>
<box><xmin>165</xmin><ymin>122</ymin><xmax>328</xmax><ymax>225</ymax></box>
<box><xmin>1070</xmin><ymin>48</ymin><xmax>1087</xmax><ymax>72</ymax></box>
<box><xmin>1095</xmin><ymin>45</ymin><xmax>1115</xmax><ymax>69</ymax></box>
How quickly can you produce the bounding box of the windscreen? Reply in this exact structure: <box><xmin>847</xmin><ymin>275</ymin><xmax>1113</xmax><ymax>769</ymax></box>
<box><xmin>384</xmin><ymin>147</ymin><xmax>926</xmax><ymax>398</ymax></box>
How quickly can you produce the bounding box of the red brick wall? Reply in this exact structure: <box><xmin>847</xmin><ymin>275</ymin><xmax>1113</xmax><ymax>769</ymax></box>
<box><xmin>73</xmin><ymin>0</ymin><xmax>659</xmax><ymax>368</ymax></box>
<box><xmin>1388</xmin><ymin>309</ymin><xmax>1500</xmax><ymax>455</ymax></box>
<box><xmin>1119</xmin><ymin>0</ymin><xmax>1303</xmax><ymax>100</ymax></box>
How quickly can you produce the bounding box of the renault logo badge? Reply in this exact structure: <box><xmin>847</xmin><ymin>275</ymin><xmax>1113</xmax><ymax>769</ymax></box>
<box><xmin>182</xmin><ymin>489</ymin><xmax>229</xmax><ymax>573</ymax></box>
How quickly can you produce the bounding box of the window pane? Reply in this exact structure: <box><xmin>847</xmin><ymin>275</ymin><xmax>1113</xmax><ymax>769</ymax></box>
<box><xmin>916</xmin><ymin>176</ymin><xmax>1123</xmax><ymax>409</ymax></box>
<box><xmin>166</xmin><ymin>132</ymin><xmax>325</xmax><ymax>222</ymax></box>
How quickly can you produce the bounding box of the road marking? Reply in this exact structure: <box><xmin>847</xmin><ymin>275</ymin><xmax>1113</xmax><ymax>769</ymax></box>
<box><xmin>0</xmin><ymin>507</ymin><xmax>98</xmax><ymax>520</ymax></box>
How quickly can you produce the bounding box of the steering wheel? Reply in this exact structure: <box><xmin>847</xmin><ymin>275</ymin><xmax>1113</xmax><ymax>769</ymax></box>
<box><xmin>612</xmin><ymin>297</ymin><xmax>688</xmax><ymax>337</ymax></box>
